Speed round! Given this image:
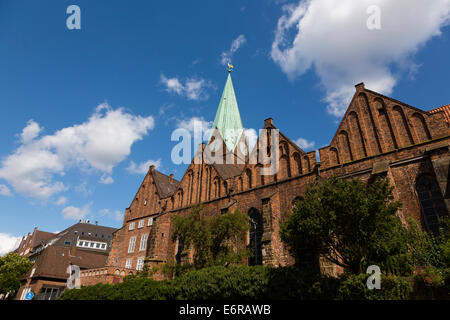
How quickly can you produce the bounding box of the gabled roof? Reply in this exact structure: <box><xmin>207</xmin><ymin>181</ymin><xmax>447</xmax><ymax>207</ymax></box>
<box><xmin>212</xmin><ymin>163</ymin><xmax>243</xmax><ymax>180</ymax></box>
<box><xmin>429</xmin><ymin>104</ymin><xmax>450</xmax><ymax>125</ymax></box>
<box><xmin>24</xmin><ymin>246</ymin><xmax>108</xmax><ymax>280</ymax></box>
<box><xmin>30</xmin><ymin>230</ymin><xmax>56</xmax><ymax>249</ymax></box>
<box><xmin>208</xmin><ymin>73</ymin><xmax>244</xmax><ymax>152</ymax></box>
<box><xmin>151</xmin><ymin>170</ymin><xmax>179</xmax><ymax>198</ymax></box>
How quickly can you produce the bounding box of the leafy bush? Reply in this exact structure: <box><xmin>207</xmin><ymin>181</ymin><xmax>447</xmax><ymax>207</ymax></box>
<box><xmin>336</xmin><ymin>274</ymin><xmax>412</xmax><ymax>300</ymax></box>
<box><xmin>60</xmin><ymin>265</ymin><xmax>418</xmax><ymax>300</ymax></box>
<box><xmin>407</xmin><ymin>219</ymin><xmax>448</xmax><ymax>269</ymax></box>
<box><xmin>172</xmin><ymin>207</ymin><xmax>249</xmax><ymax>269</ymax></box>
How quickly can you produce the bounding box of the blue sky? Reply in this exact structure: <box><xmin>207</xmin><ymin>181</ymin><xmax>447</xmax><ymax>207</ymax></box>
<box><xmin>0</xmin><ymin>0</ymin><xmax>449</xmax><ymax>253</ymax></box>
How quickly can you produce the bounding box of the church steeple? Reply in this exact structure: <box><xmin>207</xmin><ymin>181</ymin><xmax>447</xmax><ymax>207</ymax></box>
<box><xmin>208</xmin><ymin>72</ymin><xmax>244</xmax><ymax>152</ymax></box>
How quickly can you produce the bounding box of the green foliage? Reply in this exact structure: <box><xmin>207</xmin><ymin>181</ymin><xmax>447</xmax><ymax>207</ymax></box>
<box><xmin>406</xmin><ymin>218</ymin><xmax>449</xmax><ymax>269</ymax></box>
<box><xmin>173</xmin><ymin>266</ymin><xmax>269</xmax><ymax>300</ymax></box>
<box><xmin>336</xmin><ymin>274</ymin><xmax>412</xmax><ymax>300</ymax></box>
<box><xmin>59</xmin><ymin>265</ymin><xmax>417</xmax><ymax>300</ymax></box>
<box><xmin>0</xmin><ymin>253</ymin><xmax>33</xmax><ymax>298</ymax></box>
<box><xmin>280</xmin><ymin>176</ymin><xmax>406</xmax><ymax>274</ymax></box>
<box><xmin>172</xmin><ymin>207</ymin><xmax>249</xmax><ymax>269</ymax></box>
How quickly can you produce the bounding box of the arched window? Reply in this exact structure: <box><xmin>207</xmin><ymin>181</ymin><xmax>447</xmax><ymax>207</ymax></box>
<box><xmin>293</xmin><ymin>152</ymin><xmax>302</xmax><ymax>175</ymax></box>
<box><xmin>245</xmin><ymin>169</ymin><xmax>252</xmax><ymax>189</ymax></box>
<box><xmin>213</xmin><ymin>178</ymin><xmax>220</xmax><ymax>198</ymax></box>
<box><xmin>238</xmin><ymin>177</ymin><xmax>243</xmax><ymax>192</ymax></box>
<box><xmin>416</xmin><ymin>175</ymin><xmax>448</xmax><ymax>234</ymax></box>
<box><xmin>175</xmin><ymin>238</ymin><xmax>185</xmax><ymax>265</ymax></box>
<box><xmin>248</xmin><ymin>208</ymin><xmax>263</xmax><ymax>266</ymax></box>
<box><xmin>223</xmin><ymin>181</ymin><xmax>228</xmax><ymax>196</ymax></box>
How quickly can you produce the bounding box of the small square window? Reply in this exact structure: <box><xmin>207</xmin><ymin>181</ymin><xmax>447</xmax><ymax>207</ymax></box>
<box><xmin>90</xmin><ymin>242</ymin><xmax>95</xmax><ymax>248</ymax></box>
<box><xmin>129</xmin><ymin>222</ymin><xmax>135</xmax><ymax>230</ymax></box>
<box><xmin>96</xmin><ymin>243</ymin><xmax>100</xmax><ymax>248</ymax></box>
<box><xmin>138</xmin><ymin>219</ymin><xmax>145</xmax><ymax>228</ymax></box>
<box><xmin>148</xmin><ymin>217</ymin><xmax>153</xmax><ymax>226</ymax></box>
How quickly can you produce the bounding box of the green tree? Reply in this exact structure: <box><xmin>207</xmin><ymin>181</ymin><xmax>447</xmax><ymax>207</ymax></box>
<box><xmin>172</xmin><ymin>206</ymin><xmax>249</xmax><ymax>269</ymax></box>
<box><xmin>0</xmin><ymin>253</ymin><xmax>33</xmax><ymax>299</ymax></box>
<box><xmin>280</xmin><ymin>176</ymin><xmax>409</xmax><ymax>274</ymax></box>
<box><xmin>407</xmin><ymin>217</ymin><xmax>450</xmax><ymax>269</ymax></box>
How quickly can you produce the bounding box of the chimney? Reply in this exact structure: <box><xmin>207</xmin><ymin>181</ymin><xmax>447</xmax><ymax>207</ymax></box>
<box><xmin>169</xmin><ymin>174</ymin><xmax>174</xmax><ymax>183</ymax></box>
<box><xmin>95</xmin><ymin>221</ymin><xmax>98</xmax><ymax>225</ymax></box>
<box><xmin>149</xmin><ymin>165</ymin><xmax>155</xmax><ymax>173</ymax></box>
<box><xmin>355</xmin><ymin>82</ymin><xmax>365</xmax><ymax>91</ymax></box>
<box><xmin>264</xmin><ymin>118</ymin><xmax>274</xmax><ymax>127</ymax></box>
<box><xmin>198</xmin><ymin>142</ymin><xmax>206</xmax><ymax>152</ymax></box>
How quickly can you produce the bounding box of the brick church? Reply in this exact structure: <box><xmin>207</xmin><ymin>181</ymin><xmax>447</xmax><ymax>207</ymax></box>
<box><xmin>81</xmin><ymin>72</ymin><xmax>449</xmax><ymax>285</ymax></box>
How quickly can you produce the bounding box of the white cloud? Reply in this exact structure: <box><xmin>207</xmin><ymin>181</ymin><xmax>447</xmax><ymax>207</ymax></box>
<box><xmin>54</xmin><ymin>196</ymin><xmax>67</xmax><ymax>205</ymax></box>
<box><xmin>244</xmin><ymin>128</ymin><xmax>258</xmax><ymax>151</ymax></box>
<box><xmin>220</xmin><ymin>35</ymin><xmax>247</xmax><ymax>65</ymax></box>
<box><xmin>127</xmin><ymin>159</ymin><xmax>162</xmax><ymax>175</ymax></box>
<box><xmin>100</xmin><ymin>208</ymin><xmax>123</xmax><ymax>222</ymax></box>
<box><xmin>99</xmin><ymin>174</ymin><xmax>114</xmax><ymax>185</ymax></box>
<box><xmin>160</xmin><ymin>75</ymin><xmax>183</xmax><ymax>94</ymax></box>
<box><xmin>160</xmin><ymin>74</ymin><xmax>214</xmax><ymax>101</ymax></box>
<box><xmin>295</xmin><ymin>137</ymin><xmax>315</xmax><ymax>150</ymax></box>
<box><xmin>177</xmin><ymin>117</ymin><xmax>213</xmax><ymax>141</ymax></box>
<box><xmin>0</xmin><ymin>104</ymin><xmax>154</xmax><ymax>200</ymax></box>
<box><xmin>20</xmin><ymin>120</ymin><xmax>43</xmax><ymax>144</ymax></box>
<box><xmin>62</xmin><ymin>203</ymin><xmax>91</xmax><ymax>220</ymax></box>
<box><xmin>114</xmin><ymin>210</ymin><xmax>124</xmax><ymax>222</ymax></box>
<box><xmin>271</xmin><ymin>0</ymin><xmax>450</xmax><ymax>116</ymax></box>
<box><xmin>0</xmin><ymin>233</ymin><xmax>20</xmax><ymax>256</ymax></box>
<box><xmin>0</xmin><ymin>184</ymin><xmax>12</xmax><ymax>197</ymax></box>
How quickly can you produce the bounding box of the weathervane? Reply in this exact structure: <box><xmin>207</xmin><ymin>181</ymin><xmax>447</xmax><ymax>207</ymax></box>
<box><xmin>227</xmin><ymin>63</ymin><xmax>234</xmax><ymax>73</ymax></box>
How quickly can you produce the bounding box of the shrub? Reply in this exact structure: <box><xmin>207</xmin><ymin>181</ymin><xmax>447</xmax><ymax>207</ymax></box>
<box><xmin>336</xmin><ymin>274</ymin><xmax>412</xmax><ymax>300</ymax></box>
<box><xmin>60</xmin><ymin>266</ymin><xmax>416</xmax><ymax>300</ymax></box>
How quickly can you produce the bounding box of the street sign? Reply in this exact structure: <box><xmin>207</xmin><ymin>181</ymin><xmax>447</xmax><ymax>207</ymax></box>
<box><xmin>25</xmin><ymin>291</ymin><xmax>34</xmax><ymax>300</ymax></box>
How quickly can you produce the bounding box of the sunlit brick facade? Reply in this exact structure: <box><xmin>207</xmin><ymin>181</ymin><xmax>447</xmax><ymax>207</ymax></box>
<box><xmin>85</xmin><ymin>79</ymin><xmax>449</xmax><ymax>283</ymax></box>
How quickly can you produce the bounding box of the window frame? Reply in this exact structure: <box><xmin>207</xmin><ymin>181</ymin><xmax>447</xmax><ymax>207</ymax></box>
<box><xmin>128</xmin><ymin>236</ymin><xmax>136</xmax><ymax>253</ymax></box>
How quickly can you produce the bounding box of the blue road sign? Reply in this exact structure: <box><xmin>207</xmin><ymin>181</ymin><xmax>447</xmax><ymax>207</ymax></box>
<box><xmin>25</xmin><ymin>291</ymin><xmax>34</xmax><ymax>300</ymax></box>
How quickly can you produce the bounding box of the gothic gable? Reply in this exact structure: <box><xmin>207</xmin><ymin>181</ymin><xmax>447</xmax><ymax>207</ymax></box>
<box><xmin>319</xmin><ymin>83</ymin><xmax>450</xmax><ymax>168</ymax></box>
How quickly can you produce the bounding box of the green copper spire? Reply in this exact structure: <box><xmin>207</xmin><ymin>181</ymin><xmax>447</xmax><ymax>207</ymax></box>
<box><xmin>209</xmin><ymin>72</ymin><xmax>244</xmax><ymax>152</ymax></box>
